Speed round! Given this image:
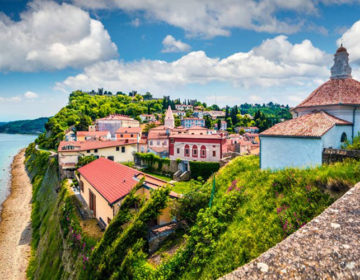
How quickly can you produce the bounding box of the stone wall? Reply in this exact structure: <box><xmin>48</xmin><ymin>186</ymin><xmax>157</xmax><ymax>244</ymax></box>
<box><xmin>322</xmin><ymin>148</ymin><xmax>360</xmax><ymax>164</ymax></box>
<box><xmin>220</xmin><ymin>184</ymin><xmax>360</xmax><ymax>279</ymax></box>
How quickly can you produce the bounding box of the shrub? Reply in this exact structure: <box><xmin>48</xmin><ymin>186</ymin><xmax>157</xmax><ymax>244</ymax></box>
<box><xmin>189</xmin><ymin>161</ymin><xmax>220</xmax><ymax>180</ymax></box>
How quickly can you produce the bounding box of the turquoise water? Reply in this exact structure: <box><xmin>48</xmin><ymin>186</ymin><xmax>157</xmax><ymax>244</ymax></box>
<box><xmin>0</xmin><ymin>133</ymin><xmax>37</xmax><ymax>207</ymax></box>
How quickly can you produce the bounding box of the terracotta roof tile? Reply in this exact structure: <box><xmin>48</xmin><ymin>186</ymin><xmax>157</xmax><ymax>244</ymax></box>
<box><xmin>78</xmin><ymin>158</ymin><xmax>171</xmax><ymax>204</ymax></box>
<box><xmin>261</xmin><ymin>111</ymin><xmax>352</xmax><ymax>137</ymax></box>
<box><xmin>294</xmin><ymin>78</ymin><xmax>360</xmax><ymax>109</ymax></box>
<box><xmin>116</xmin><ymin>127</ymin><xmax>141</xmax><ymax>134</ymax></box>
<box><xmin>76</xmin><ymin>131</ymin><xmax>109</xmax><ymax>137</ymax></box>
<box><xmin>58</xmin><ymin>140</ymin><xmax>136</xmax><ymax>152</ymax></box>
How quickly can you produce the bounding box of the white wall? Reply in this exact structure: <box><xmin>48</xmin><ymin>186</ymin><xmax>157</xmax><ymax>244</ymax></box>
<box><xmin>260</xmin><ymin>136</ymin><xmax>322</xmax><ymax>170</ymax></box>
<box><xmin>322</xmin><ymin>125</ymin><xmax>352</xmax><ymax>149</ymax></box>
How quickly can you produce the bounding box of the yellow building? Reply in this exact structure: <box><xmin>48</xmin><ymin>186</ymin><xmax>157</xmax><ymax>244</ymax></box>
<box><xmin>58</xmin><ymin>140</ymin><xmax>137</xmax><ymax>178</ymax></box>
<box><xmin>77</xmin><ymin>158</ymin><xmax>178</xmax><ymax>227</ymax></box>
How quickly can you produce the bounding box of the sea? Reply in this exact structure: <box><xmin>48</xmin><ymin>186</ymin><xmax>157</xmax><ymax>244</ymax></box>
<box><xmin>0</xmin><ymin>133</ymin><xmax>37</xmax><ymax>209</ymax></box>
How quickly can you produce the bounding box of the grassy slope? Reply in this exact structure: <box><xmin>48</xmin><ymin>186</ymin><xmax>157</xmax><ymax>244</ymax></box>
<box><xmin>201</xmin><ymin>157</ymin><xmax>359</xmax><ymax>278</ymax></box>
<box><xmin>153</xmin><ymin>155</ymin><xmax>360</xmax><ymax>279</ymax></box>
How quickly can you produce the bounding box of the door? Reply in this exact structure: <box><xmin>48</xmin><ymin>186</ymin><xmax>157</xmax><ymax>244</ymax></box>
<box><xmin>89</xmin><ymin>190</ymin><xmax>96</xmax><ymax>217</ymax></box>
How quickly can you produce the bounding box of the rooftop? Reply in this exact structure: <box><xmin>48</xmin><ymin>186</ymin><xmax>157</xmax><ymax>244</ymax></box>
<box><xmin>96</xmin><ymin>114</ymin><xmax>137</xmax><ymax>121</ymax></box>
<box><xmin>78</xmin><ymin>158</ymin><xmax>174</xmax><ymax>204</ymax></box>
<box><xmin>261</xmin><ymin>111</ymin><xmax>352</xmax><ymax>138</ymax></box>
<box><xmin>76</xmin><ymin>131</ymin><xmax>109</xmax><ymax>137</ymax></box>
<box><xmin>294</xmin><ymin>78</ymin><xmax>360</xmax><ymax>109</ymax></box>
<box><xmin>116</xmin><ymin>127</ymin><xmax>142</xmax><ymax>134</ymax></box>
<box><xmin>58</xmin><ymin>140</ymin><xmax>136</xmax><ymax>152</ymax></box>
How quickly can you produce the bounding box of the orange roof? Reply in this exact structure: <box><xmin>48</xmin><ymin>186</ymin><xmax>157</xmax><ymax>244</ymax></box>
<box><xmin>188</xmin><ymin>126</ymin><xmax>207</xmax><ymax>130</ymax></box>
<box><xmin>76</xmin><ymin>131</ymin><xmax>109</xmax><ymax>137</ymax></box>
<box><xmin>96</xmin><ymin>114</ymin><xmax>136</xmax><ymax>121</ymax></box>
<box><xmin>294</xmin><ymin>78</ymin><xmax>360</xmax><ymax>109</ymax></box>
<box><xmin>78</xmin><ymin>158</ymin><xmax>173</xmax><ymax>204</ymax></box>
<box><xmin>116</xmin><ymin>127</ymin><xmax>141</xmax><ymax>134</ymax></box>
<box><xmin>58</xmin><ymin>140</ymin><xmax>136</xmax><ymax>152</ymax></box>
<box><xmin>260</xmin><ymin>111</ymin><xmax>351</xmax><ymax>138</ymax></box>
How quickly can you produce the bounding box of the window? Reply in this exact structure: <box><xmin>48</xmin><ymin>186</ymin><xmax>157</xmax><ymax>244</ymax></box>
<box><xmin>116</xmin><ymin>147</ymin><xmax>120</xmax><ymax>151</ymax></box>
<box><xmin>192</xmin><ymin>145</ymin><xmax>198</xmax><ymax>158</ymax></box>
<box><xmin>131</xmin><ymin>134</ymin><xmax>133</xmax><ymax>137</ymax></box>
<box><xmin>87</xmin><ymin>150</ymin><xmax>90</xmax><ymax>153</ymax></box>
<box><xmin>177</xmin><ymin>148</ymin><xmax>180</xmax><ymax>154</ymax></box>
<box><xmin>157</xmin><ymin>140</ymin><xmax>160</xmax><ymax>145</ymax></box>
<box><xmin>200</xmin><ymin>145</ymin><xmax>206</xmax><ymax>158</ymax></box>
<box><xmin>94</xmin><ymin>149</ymin><xmax>98</xmax><ymax>153</ymax></box>
<box><xmin>121</xmin><ymin>146</ymin><xmax>125</xmax><ymax>153</ymax></box>
<box><xmin>184</xmin><ymin>144</ymin><xmax>190</xmax><ymax>157</ymax></box>
<box><xmin>107</xmin><ymin>156</ymin><xmax>114</xmax><ymax>161</ymax></box>
<box><xmin>120</xmin><ymin>134</ymin><xmax>123</xmax><ymax>138</ymax></box>
<box><xmin>213</xmin><ymin>151</ymin><xmax>216</xmax><ymax>157</ymax></box>
<box><xmin>150</xmin><ymin>140</ymin><xmax>153</xmax><ymax>146</ymax></box>
<box><xmin>341</xmin><ymin>132</ymin><xmax>347</xmax><ymax>143</ymax></box>
<box><xmin>107</xmin><ymin>217</ymin><xmax>112</xmax><ymax>225</ymax></box>
<box><xmin>79</xmin><ymin>180</ymin><xmax>84</xmax><ymax>192</ymax></box>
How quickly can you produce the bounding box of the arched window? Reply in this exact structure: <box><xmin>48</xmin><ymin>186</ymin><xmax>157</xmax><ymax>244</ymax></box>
<box><xmin>341</xmin><ymin>132</ymin><xmax>347</xmax><ymax>143</ymax></box>
<box><xmin>200</xmin><ymin>145</ymin><xmax>206</xmax><ymax>158</ymax></box>
<box><xmin>184</xmin><ymin>144</ymin><xmax>190</xmax><ymax>157</ymax></box>
<box><xmin>192</xmin><ymin>145</ymin><xmax>198</xmax><ymax>158</ymax></box>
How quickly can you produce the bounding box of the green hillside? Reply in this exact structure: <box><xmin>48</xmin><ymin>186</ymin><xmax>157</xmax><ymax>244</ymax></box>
<box><xmin>0</xmin><ymin>117</ymin><xmax>48</xmax><ymax>134</ymax></box>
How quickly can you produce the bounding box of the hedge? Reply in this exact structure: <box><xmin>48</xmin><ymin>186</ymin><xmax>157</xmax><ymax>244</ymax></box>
<box><xmin>189</xmin><ymin>161</ymin><xmax>220</xmax><ymax>180</ymax></box>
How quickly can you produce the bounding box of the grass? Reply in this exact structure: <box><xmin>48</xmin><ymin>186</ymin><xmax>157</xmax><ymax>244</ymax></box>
<box><xmin>171</xmin><ymin>179</ymin><xmax>202</xmax><ymax>194</ymax></box>
<box><xmin>143</xmin><ymin>171</ymin><xmax>172</xmax><ymax>182</ymax></box>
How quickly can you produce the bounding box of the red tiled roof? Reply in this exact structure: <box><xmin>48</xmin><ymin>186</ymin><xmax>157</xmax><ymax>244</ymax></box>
<box><xmin>96</xmin><ymin>114</ymin><xmax>136</xmax><ymax>121</ymax></box>
<box><xmin>78</xmin><ymin>158</ymin><xmax>171</xmax><ymax>204</ymax></box>
<box><xmin>58</xmin><ymin>140</ymin><xmax>135</xmax><ymax>152</ymax></box>
<box><xmin>116</xmin><ymin>127</ymin><xmax>141</xmax><ymax>134</ymax></box>
<box><xmin>294</xmin><ymin>78</ymin><xmax>360</xmax><ymax>109</ymax></box>
<box><xmin>188</xmin><ymin>126</ymin><xmax>207</xmax><ymax>130</ymax></box>
<box><xmin>76</xmin><ymin>131</ymin><xmax>109</xmax><ymax>137</ymax></box>
<box><xmin>260</xmin><ymin>111</ymin><xmax>352</xmax><ymax>138</ymax></box>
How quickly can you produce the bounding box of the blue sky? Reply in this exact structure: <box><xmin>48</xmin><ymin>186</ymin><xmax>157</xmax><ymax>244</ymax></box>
<box><xmin>1</xmin><ymin>0</ymin><xmax>360</xmax><ymax>121</ymax></box>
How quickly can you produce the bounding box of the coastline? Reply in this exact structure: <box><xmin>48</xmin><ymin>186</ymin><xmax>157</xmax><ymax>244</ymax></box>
<box><xmin>0</xmin><ymin>149</ymin><xmax>32</xmax><ymax>280</ymax></box>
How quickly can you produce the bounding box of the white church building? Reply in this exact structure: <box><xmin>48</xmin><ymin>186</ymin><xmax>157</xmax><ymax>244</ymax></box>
<box><xmin>260</xmin><ymin>46</ymin><xmax>360</xmax><ymax>170</ymax></box>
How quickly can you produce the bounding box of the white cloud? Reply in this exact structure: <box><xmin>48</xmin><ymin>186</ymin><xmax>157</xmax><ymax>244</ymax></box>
<box><xmin>72</xmin><ymin>0</ymin><xmax>320</xmax><ymax>38</ymax></box>
<box><xmin>24</xmin><ymin>91</ymin><xmax>39</xmax><ymax>99</ymax></box>
<box><xmin>131</xmin><ymin>18</ymin><xmax>140</xmax><ymax>27</ymax></box>
<box><xmin>162</xmin><ymin>35</ymin><xmax>191</xmax><ymax>53</ymax></box>
<box><xmin>0</xmin><ymin>96</ymin><xmax>22</xmax><ymax>102</ymax></box>
<box><xmin>57</xmin><ymin>35</ymin><xmax>331</xmax><ymax>94</ymax></box>
<box><xmin>0</xmin><ymin>0</ymin><xmax>117</xmax><ymax>72</ymax></box>
<box><xmin>338</xmin><ymin>20</ymin><xmax>360</xmax><ymax>63</ymax></box>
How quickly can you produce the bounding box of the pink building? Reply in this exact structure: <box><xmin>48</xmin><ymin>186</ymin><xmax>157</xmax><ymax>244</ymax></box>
<box><xmin>169</xmin><ymin>134</ymin><xmax>227</xmax><ymax>162</ymax></box>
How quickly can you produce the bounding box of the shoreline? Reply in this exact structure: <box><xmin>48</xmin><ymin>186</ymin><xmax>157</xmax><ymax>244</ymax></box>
<box><xmin>0</xmin><ymin>149</ymin><xmax>32</xmax><ymax>280</ymax></box>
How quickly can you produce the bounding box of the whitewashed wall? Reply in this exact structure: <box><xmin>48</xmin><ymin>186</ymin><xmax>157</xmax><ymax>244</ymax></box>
<box><xmin>260</xmin><ymin>137</ymin><xmax>322</xmax><ymax>170</ymax></box>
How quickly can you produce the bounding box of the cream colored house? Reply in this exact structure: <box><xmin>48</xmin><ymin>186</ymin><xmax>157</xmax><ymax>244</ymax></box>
<box><xmin>58</xmin><ymin>140</ymin><xmax>137</xmax><ymax>178</ymax></box>
<box><xmin>77</xmin><ymin>158</ymin><xmax>178</xmax><ymax>227</ymax></box>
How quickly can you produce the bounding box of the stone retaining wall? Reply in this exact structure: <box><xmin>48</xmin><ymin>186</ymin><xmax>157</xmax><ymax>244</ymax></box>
<box><xmin>220</xmin><ymin>184</ymin><xmax>360</xmax><ymax>279</ymax></box>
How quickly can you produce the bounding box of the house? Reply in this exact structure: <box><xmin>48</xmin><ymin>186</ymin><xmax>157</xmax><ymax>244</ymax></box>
<box><xmin>77</xmin><ymin>158</ymin><xmax>179</xmax><ymax>228</ymax></box>
<box><xmin>115</xmin><ymin>127</ymin><xmax>141</xmax><ymax>142</ymax></box>
<box><xmin>181</xmin><ymin>118</ymin><xmax>205</xmax><ymax>128</ymax></box>
<box><xmin>147</xmin><ymin>126</ymin><xmax>170</xmax><ymax>157</ymax></box>
<box><xmin>203</xmin><ymin>111</ymin><xmax>225</xmax><ymax>120</ymax></box>
<box><xmin>192</xmin><ymin>110</ymin><xmax>204</xmax><ymax>119</ymax></box>
<box><xmin>244</xmin><ymin>133</ymin><xmax>259</xmax><ymax>143</ymax></box>
<box><xmin>215</xmin><ymin>120</ymin><xmax>227</xmax><ymax>131</ymax></box>
<box><xmin>76</xmin><ymin>131</ymin><xmax>111</xmax><ymax>141</ymax></box>
<box><xmin>175</xmin><ymin>104</ymin><xmax>193</xmax><ymax>111</ymax></box>
<box><xmin>64</xmin><ymin>126</ymin><xmax>76</xmax><ymax>141</ymax></box>
<box><xmin>96</xmin><ymin>115</ymin><xmax>140</xmax><ymax>138</ymax></box>
<box><xmin>172</xmin><ymin>110</ymin><xmax>186</xmax><ymax>117</ymax></box>
<box><xmin>260</xmin><ymin>46</ymin><xmax>357</xmax><ymax>170</ymax></box>
<box><xmin>235</xmin><ymin>126</ymin><xmax>259</xmax><ymax>134</ymax></box>
<box><xmin>169</xmin><ymin>133</ymin><xmax>227</xmax><ymax>162</ymax></box>
<box><xmin>139</xmin><ymin>114</ymin><xmax>156</xmax><ymax>123</ymax></box>
<box><xmin>58</xmin><ymin>141</ymin><xmax>137</xmax><ymax>178</ymax></box>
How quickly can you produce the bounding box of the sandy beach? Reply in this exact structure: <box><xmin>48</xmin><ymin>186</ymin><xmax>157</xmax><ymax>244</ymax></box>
<box><xmin>0</xmin><ymin>150</ymin><xmax>32</xmax><ymax>280</ymax></box>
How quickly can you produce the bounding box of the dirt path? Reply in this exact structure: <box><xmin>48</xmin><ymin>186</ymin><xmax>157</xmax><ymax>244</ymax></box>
<box><xmin>0</xmin><ymin>150</ymin><xmax>32</xmax><ymax>280</ymax></box>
